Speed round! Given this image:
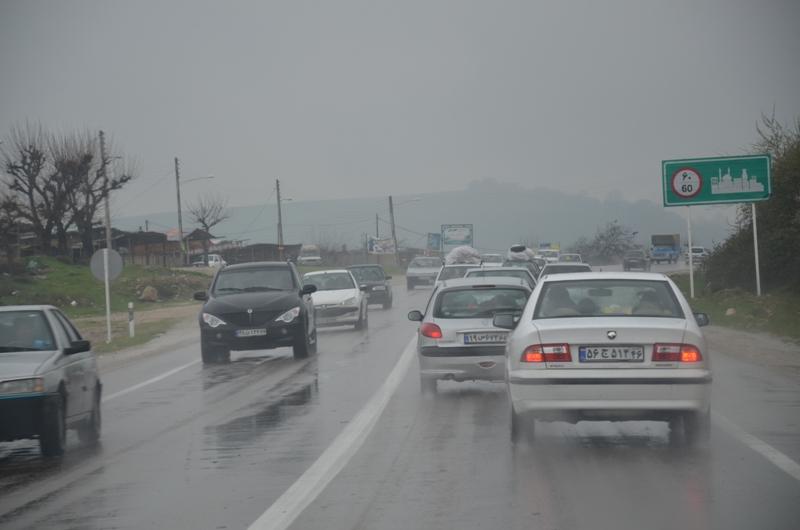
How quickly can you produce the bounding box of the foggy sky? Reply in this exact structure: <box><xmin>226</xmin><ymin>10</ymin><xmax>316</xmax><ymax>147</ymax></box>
<box><xmin>1</xmin><ymin>0</ymin><xmax>799</xmax><ymax>221</ymax></box>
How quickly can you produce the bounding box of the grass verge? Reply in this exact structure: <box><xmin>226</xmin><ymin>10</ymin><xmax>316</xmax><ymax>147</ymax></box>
<box><xmin>671</xmin><ymin>272</ymin><xmax>800</xmax><ymax>341</ymax></box>
<box><xmin>90</xmin><ymin>318</ymin><xmax>180</xmax><ymax>354</ymax></box>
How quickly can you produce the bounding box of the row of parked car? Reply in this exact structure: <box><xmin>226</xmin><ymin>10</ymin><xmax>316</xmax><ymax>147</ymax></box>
<box><xmin>405</xmin><ymin>252</ymin><xmax>713</xmax><ymax>446</ymax></box>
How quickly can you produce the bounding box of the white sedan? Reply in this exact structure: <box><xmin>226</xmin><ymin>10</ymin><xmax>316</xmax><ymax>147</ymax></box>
<box><xmin>495</xmin><ymin>272</ymin><xmax>712</xmax><ymax>446</ymax></box>
<box><xmin>303</xmin><ymin>270</ymin><xmax>368</xmax><ymax>330</ymax></box>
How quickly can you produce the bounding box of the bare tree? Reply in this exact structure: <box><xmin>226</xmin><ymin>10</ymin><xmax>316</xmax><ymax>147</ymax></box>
<box><xmin>1</xmin><ymin>123</ymin><xmax>59</xmax><ymax>254</ymax></box>
<box><xmin>0</xmin><ymin>189</ymin><xmax>20</xmax><ymax>266</ymax></box>
<box><xmin>187</xmin><ymin>193</ymin><xmax>230</xmax><ymax>261</ymax></box>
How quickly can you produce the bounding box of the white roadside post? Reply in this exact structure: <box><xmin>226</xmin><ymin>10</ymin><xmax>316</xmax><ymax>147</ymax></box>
<box><xmin>128</xmin><ymin>302</ymin><xmax>135</xmax><ymax>338</ymax></box>
<box><xmin>752</xmin><ymin>203</ymin><xmax>762</xmax><ymax>296</ymax></box>
<box><xmin>104</xmin><ymin>248</ymin><xmax>112</xmax><ymax>342</ymax></box>
<box><xmin>687</xmin><ymin>206</ymin><xmax>694</xmax><ymax>299</ymax></box>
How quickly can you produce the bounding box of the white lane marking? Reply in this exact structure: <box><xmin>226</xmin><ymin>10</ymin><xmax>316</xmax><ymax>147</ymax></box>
<box><xmin>102</xmin><ymin>359</ymin><xmax>201</xmax><ymax>402</ymax></box>
<box><xmin>248</xmin><ymin>335</ymin><xmax>417</xmax><ymax>530</ymax></box>
<box><xmin>713</xmin><ymin>410</ymin><xmax>800</xmax><ymax>482</ymax></box>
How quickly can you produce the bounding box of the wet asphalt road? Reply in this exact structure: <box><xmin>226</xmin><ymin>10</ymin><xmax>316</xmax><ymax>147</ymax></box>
<box><xmin>1</xmin><ymin>266</ymin><xmax>799</xmax><ymax>529</ymax></box>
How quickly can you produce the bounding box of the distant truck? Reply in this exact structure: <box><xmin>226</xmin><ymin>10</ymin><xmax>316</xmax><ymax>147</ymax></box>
<box><xmin>297</xmin><ymin>244</ymin><xmax>322</xmax><ymax>265</ymax></box>
<box><xmin>650</xmin><ymin>234</ymin><xmax>681</xmax><ymax>264</ymax></box>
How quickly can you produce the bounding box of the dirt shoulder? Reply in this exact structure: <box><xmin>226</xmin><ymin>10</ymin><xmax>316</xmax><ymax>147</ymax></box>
<box><xmin>705</xmin><ymin>325</ymin><xmax>800</xmax><ymax>376</ymax></box>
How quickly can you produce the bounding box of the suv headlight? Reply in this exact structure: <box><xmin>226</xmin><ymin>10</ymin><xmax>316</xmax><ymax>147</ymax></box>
<box><xmin>275</xmin><ymin>306</ymin><xmax>301</xmax><ymax>323</ymax></box>
<box><xmin>202</xmin><ymin>313</ymin><xmax>227</xmax><ymax>328</ymax></box>
<box><xmin>0</xmin><ymin>377</ymin><xmax>45</xmax><ymax>395</ymax></box>
<box><xmin>342</xmin><ymin>297</ymin><xmax>357</xmax><ymax>306</ymax></box>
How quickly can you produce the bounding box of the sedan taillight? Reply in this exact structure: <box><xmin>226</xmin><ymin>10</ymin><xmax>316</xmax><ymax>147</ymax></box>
<box><xmin>652</xmin><ymin>343</ymin><xmax>703</xmax><ymax>363</ymax></box>
<box><xmin>521</xmin><ymin>344</ymin><xmax>571</xmax><ymax>363</ymax></box>
<box><xmin>420</xmin><ymin>323</ymin><xmax>443</xmax><ymax>339</ymax></box>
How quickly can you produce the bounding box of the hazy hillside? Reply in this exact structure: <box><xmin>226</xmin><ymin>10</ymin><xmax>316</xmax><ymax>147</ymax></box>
<box><xmin>115</xmin><ymin>180</ymin><xmax>733</xmax><ymax>252</ymax></box>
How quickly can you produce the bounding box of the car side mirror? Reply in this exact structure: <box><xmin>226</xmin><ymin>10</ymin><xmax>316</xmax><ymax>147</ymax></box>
<box><xmin>407</xmin><ymin>310</ymin><xmax>423</xmax><ymax>322</ymax></box>
<box><xmin>359</xmin><ymin>284</ymin><xmax>368</xmax><ymax>291</ymax></box>
<box><xmin>385</xmin><ymin>275</ymin><xmax>392</xmax><ymax>280</ymax></box>
<box><xmin>694</xmin><ymin>312</ymin><xmax>710</xmax><ymax>327</ymax></box>
<box><xmin>65</xmin><ymin>339</ymin><xmax>91</xmax><ymax>355</ymax></box>
<box><xmin>493</xmin><ymin>313</ymin><xmax>518</xmax><ymax>330</ymax></box>
<box><xmin>193</xmin><ymin>291</ymin><xmax>208</xmax><ymax>301</ymax></box>
<box><xmin>301</xmin><ymin>284</ymin><xmax>317</xmax><ymax>295</ymax></box>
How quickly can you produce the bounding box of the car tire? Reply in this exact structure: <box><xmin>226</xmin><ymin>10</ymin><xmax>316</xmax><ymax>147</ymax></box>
<box><xmin>420</xmin><ymin>375</ymin><xmax>437</xmax><ymax>396</ymax></box>
<box><xmin>684</xmin><ymin>409</ymin><xmax>711</xmax><ymax>447</ymax></box>
<box><xmin>201</xmin><ymin>339</ymin><xmax>229</xmax><ymax>364</ymax></box>
<box><xmin>78</xmin><ymin>385</ymin><xmax>102</xmax><ymax>445</ymax></box>
<box><xmin>383</xmin><ymin>296</ymin><xmax>392</xmax><ymax>310</ymax></box>
<box><xmin>40</xmin><ymin>393</ymin><xmax>66</xmax><ymax>457</ymax></box>
<box><xmin>293</xmin><ymin>327</ymin><xmax>311</xmax><ymax>359</ymax></box>
<box><xmin>355</xmin><ymin>305</ymin><xmax>368</xmax><ymax>330</ymax></box>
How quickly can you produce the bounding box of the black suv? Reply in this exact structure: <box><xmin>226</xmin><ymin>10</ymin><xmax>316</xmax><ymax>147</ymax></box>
<box><xmin>348</xmin><ymin>264</ymin><xmax>393</xmax><ymax>309</ymax></box>
<box><xmin>194</xmin><ymin>262</ymin><xmax>317</xmax><ymax>363</ymax></box>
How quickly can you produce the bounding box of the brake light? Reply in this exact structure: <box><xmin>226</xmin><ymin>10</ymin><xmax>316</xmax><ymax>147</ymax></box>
<box><xmin>521</xmin><ymin>344</ymin><xmax>571</xmax><ymax>363</ymax></box>
<box><xmin>652</xmin><ymin>343</ymin><xmax>702</xmax><ymax>362</ymax></box>
<box><xmin>420</xmin><ymin>323</ymin><xmax>443</xmax><ymax>339</ymax></box>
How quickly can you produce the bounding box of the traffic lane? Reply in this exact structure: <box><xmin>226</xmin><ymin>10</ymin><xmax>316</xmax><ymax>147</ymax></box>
<box><xmin>290</xmin><ymin>371</ymin><xmax>800</xmax><ymax>530</ymax></box>
<box><xmin>0</xmin><ymin>287</ymin><xmax>427</xmax><ymax>529</ymax></box>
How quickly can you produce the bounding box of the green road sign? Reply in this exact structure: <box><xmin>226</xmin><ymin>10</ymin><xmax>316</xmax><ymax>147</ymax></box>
<box><xmin>662</xmin><ymin>154</ymin><xmax>771</xmax><ymax>207</ymax></box>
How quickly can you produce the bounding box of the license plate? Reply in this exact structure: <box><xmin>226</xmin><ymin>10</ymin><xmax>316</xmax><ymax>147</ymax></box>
<box><xmin>372</xmin><ymin>286</ymin><xmax>385</xmax><ymax>291</ymax></box>
<box><xmin>579</xmin><ymin>345</ymin><xmax>644</xmax><ymax>362</ymax></box>
<box><xmin>235</xmin><ymin>328</ymin><xmax>267</xmax><ymax>338</ymax></box>
<box><xmin>463</xmin><ymin>332</ymin><xmax>507</xmax><ymax>344</ymax></box>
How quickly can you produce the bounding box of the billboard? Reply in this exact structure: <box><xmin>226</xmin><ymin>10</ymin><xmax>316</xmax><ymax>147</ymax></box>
<box><xmin>368</xmin><ymin>237</ymin><xmax>396</xmax><ymax>254</ymax></box>
<box><xmin>427</xmin><ymin>233</ymin><xmax>442</xmax><ymax>251</ymax></box>
<box><xmin>441</xmin><ymin>224</ymin><xmax>474</xmax><ymax>252</ymax></box>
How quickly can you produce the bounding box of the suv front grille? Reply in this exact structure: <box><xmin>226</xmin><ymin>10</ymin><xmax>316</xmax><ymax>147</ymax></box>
<box><xmin>221</xmin><ymin>310</ymin><xmax>282</xmax><ymax>327</ymax></box>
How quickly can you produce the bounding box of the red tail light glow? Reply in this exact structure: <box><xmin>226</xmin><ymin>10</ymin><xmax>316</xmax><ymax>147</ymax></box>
<box><xmin>652</xmin><ymin>343</ymin><xmax>702</xmax><ymax>363</ymax></box>
<box><xmin>420</xmin><ymin>323</ymin><xmax>443</xmax><ymax>339</ymax></box>
<box><xmin>521</xmin><ymin>344</ymin><xmax>571</xmax><ymax>363</ymax></box>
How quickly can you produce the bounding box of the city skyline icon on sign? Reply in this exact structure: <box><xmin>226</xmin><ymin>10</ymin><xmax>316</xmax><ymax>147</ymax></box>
<box><xmin>710</xmin><ymin>167</ymin><xmax>765</xmax><ymax>195</ymax></box>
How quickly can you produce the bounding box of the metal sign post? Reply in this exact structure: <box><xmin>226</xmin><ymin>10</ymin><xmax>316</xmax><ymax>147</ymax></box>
<box><xmin>90</xmin><ymin>248</ymin><xmax>124</xmax><ymax>343</ymax></box>
<box><xmin>752</xmin><ymin>203</ymin><xmax>762</xmax><ymax>296</ymax></box>
<box><xmin>104</xmin><ymin>249</ymin><xmax>111</xmax><ymax>342</ymax></box>
<box><xmin>687</xmin><ymin>207</ymin><xmax>694</xmax><ymax>299</ymax></box>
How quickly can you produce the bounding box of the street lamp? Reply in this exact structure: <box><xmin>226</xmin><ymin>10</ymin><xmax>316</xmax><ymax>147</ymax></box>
<box><xmin>388</xmin><ymin>196</ymin><xmax>422</xmax><ymax>265</ymax></box>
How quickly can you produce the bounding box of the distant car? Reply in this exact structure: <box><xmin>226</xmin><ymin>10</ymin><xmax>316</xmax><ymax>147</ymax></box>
<box><xmin>0</xmin><ymin>305</ymin><xmax>101</xmax><ymax>456</ymax></box>
<box><xmin>464</xmin><ymin>266</ymin><xmax>536</xmax><ymax>288</ymax></box>
<box><xmin>348</xmin><ymin>264</ymin><xmax>393</xmax><ymax>309</ymax></box>
<box><xmin>406</xmin><ymin>257</ymin><xmax>442</xmax><ymax>289</ymax></box>
<box><xmin>303</xmin><ymin>270</ymin><xmax>369</xmax><ymax>330</ymax></box>
<box><xmin>297</xmin><ymin>244</ymin><xmax>323</xmax><ymax>265</ymax></box>
<box><xmin>497</xmin><ymin>272</ymin><xmax>712</xmax><ymax>446</ymax></box>
<box><xmin>194</xmin><ymin>261</ymin><xmax>318</xmax><ymax>363</ymax></box>
<box><xmin>539</xmin><ymin>249</ymin><xmax>560</xmax><ymax>263</ymax></box>
<box><xmin>558</xmin><ymin>253</ymin><xmax>582</xmax><ymax>263</ymax></box>
<box><xmin>624</xmin><ymin>250</ymin><xmax>651</xmax><ymax>271</ymax></box>
<box><xmin>480</xmin><ymin>254</ymin><xmax>504</xmax><ymax>267</ymax></box>
<box><xmin>192</xmin><ymin>254</ymin><xmax>226</xmax><ymax>268</ymax></box>
<box><xmin>434</xmin><ymin>264</ymin><xmax>475</xmax><ymax>287</ymax></box>
<box><xmin>538</xmin><ymin>262</ymin><xmax>592</xmax><ymax>279</ymax></box>
<box><xmin>685</xmin><ymin>247</ymin><xmax>710</xmax><ymax>265</ymax></box>
<box><xmin>408</xmin><ymin>277</ymin><xmax>532</xmax><ymax>394</ymax></box>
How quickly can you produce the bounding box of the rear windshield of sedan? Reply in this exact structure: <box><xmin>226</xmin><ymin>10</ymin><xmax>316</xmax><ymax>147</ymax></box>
<box><xmin>409</xmin><ymin>258</ymin><xmax>440</xmax><ymax>268</ymax></box>
<box><xmin>438</xmin><ymin>266</ymin><xmax>472</xmax><ymax>281</ymax></box>
<box><xmin>435</xmin><ymin>288</ymin><xmax>529</xmax><ymax>319</ymax></box>
<box><xmin>466</xmin><ymin>269</ymin><xmax>533</xmax><ymax>286</ymax></box>
<box><xmin>213</xmin><ymin>267</ymin><xmax>296</xmax><ymax>294</ymax></box>
<box><xmin>349</xmin><ymin>267</ymin><xmax>385</xmax><ymax>281</ymax></box>
<box><xmin>304</xmin><ymin>272</ymin><xmax>355</xmax><ymax>291</ymax></box>
<box><xmin>0</xmin><ymin>310</ymin><xmax>56</xmax><ymax>352</ymax></box>
<box><xmin>541</xmin><ymin>264</ymin><xmax>592</xmax><ymax>275</ymax></box>
<box><xmin>534</xmin><ymin>280</ymin><xmax>684</xmax><ymax>319</ymax></box>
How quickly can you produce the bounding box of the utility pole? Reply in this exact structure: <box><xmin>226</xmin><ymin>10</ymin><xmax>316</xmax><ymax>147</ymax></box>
<box><xmin>375</xmin><ymin>213</ymin><xmax>379</xmax><ymax>238</ymax></box>
<box><xmin>145</xmin><ymin>219</ymin><xmax>149</xmax><ymax>232</ymax></box>
<box><xmin>99</xmin><ymin>131</ymin><xmax>112</xmax><ymax>252</ymax></box>
<box><xmin>174</xmin><ymin>157</ymin><xmax>185</xmax><ymax>265</ymax></box>
<box><xmin>276</xmin><ymin>179</ymin><xmax>284</xmax><ymax>260</ymax></box>
<box><xmin>388</xmin><ymin>195</ymin><xmax>399</xmax><ymax>266</ymax></box>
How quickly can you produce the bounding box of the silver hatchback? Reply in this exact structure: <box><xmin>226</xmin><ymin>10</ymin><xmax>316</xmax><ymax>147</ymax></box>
<box><xmin>408</xmin><ymin>278</ymin><xmax>531</xmax><ymax>394</ymax></box>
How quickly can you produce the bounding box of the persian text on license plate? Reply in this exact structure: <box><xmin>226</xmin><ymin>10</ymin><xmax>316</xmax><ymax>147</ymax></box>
<box><xmin>463</xmin><ymin>332</ymin><xmax>507</xmax><ymax>344</ymax></box>
<box><xmin>235</xmin><ymin>328</ymin><xmax>267</xmax><ymax>338</ymax></box>
<box><xmin>579</xmin><ymin>345</ymin><xmax>644</xmax><ymax>362</ymax></box>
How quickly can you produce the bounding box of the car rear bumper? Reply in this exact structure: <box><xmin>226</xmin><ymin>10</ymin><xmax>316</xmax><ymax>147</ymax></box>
<box><xmin>419</xmin><ymin>346</ymin><xmax>506</xmax><ymax>382</ymax></box>
<box><xmin>508</xmin><ymin>369</ymin><xmax>711</xmax><ymax>419</ymax></box>
<box><xmin>407</xmin><ymin>274</ymin><xmax>436</xmax><ymax>284</ymax></box>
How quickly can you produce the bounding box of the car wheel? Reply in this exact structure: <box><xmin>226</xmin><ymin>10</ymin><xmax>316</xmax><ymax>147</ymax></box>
<box><xmin>201</xmin><ymin>338</ymin><xmax>228</xmax><ymax>364</ymax></box>
<box><xmin>354</xmin><ymin>305</ymin><xmax>367</xmax><ymax>330</ymax></box>
<box><xmin>308</xmin><ymin>327</ymin><xmax>318</xmax><ymax>355</ymax></box>
<box><xmin>383</xmin><ymin>296</ymin><xmax>392</xmax><ymax>310</ymax></box>
<box><xmin>293</xmin><ymin>326</ymin><xmax>311</xmax><ymax>359</ymax></box>
<box><xmin>683</xmin><ymin>409</ymin><xmax>711</xmax><ymax>447</ymax></box>
<box><xmin>78</xmin><ymin>385</ymin><xmax>102</xmax><ymax>445</ymax></box>
<box><xmin>420</xmin><ymin>375</ymin><xmax>437</xmax><ymax>396</ymax></box>
<box><xmin>40</xmin><ymin>393</ymin><xmax>66</xmax><ymax>457</ymax></box>
<box><xmin>510</xmin><ymin>406</ymin><xmax>534</xmax><ymax>445</ymax></box>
